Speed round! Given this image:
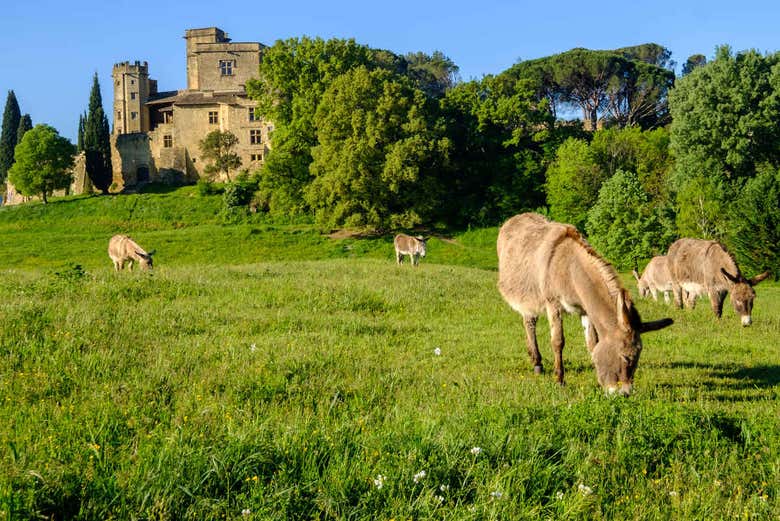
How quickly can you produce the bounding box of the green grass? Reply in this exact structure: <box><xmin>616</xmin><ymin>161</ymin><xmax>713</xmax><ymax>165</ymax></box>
<box><xmin>1</xmin><ymin>190</ymin><xmax>778</xmax><ymax>520</ymax></box>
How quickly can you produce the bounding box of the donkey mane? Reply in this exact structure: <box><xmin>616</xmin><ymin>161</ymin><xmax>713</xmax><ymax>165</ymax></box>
<box><xmin>560</xmin><ymin>226</ymin><xmax>625</xmax><ymax>299</ymax></box>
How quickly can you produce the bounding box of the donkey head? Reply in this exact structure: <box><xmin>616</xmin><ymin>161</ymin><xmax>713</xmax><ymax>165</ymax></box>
<box><xmin>415</xmin><ymin>236</ymin><xmax>427</xmax><ymax>257</ymax></box>
<box><xmin>721</xmin><ymin>269</ymin><xmax>770</xmax><ymax>326</ymax></box>
<box><xmin>632</xmin><ymin>270</ymin><xmax>650</xmax><ymax>298</ymax></box>
<box><xmin>137</xmin><ymin>249</ymin><xmax>156</xmax><ymax>270</ymax></box>
<box><xmin>592</xmin><ymin>289</ymin><xmax>673</xmax><ymax>396</ymax></box>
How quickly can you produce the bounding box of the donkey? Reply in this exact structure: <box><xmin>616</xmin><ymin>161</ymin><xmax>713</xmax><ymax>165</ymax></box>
<box><xmin>632</xmin><ymin>256</ymin><xmax>674</xmax><ymax>304</ymax></box>
<box><xmin>394</xmin><ymin>234</ymin><xmax>427</xmax><ymax>266</ymax></box>
<box><xmin>497</xmin><ymin>213</ymin><xmax>673</xmax><ymax>396</ymax></box>
<box><xmin>108</xmin><ymin>234</ymin><xmax>155</xmax><ymax>271</ymax></box>
<box><xmin>666</xmin><ymin>238</ymin><xmax>769</xmax><ymax>326</ymax></box>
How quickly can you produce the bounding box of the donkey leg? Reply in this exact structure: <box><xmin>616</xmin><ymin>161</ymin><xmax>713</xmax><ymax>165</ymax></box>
<box><xmin>709</xmin><ymin>290</ymin><xmax>726</xmax><ymax>318</ymax></box>
<box><xmin>672</xmin><ymin>283</ymin><xmax>684</xmax><ymax>309</ymax></box>
<box><xmin>396</xmin><ymin>251</ymin><xmax>402</xmax><ymax>265</ymax></box>
<box><xmin>522</xmin><ymin>315</ymin><xmax>542</xmax><ymax>374</ymax></box>
<box><xmin>581</xmin><ymin>315</ymin><xmax>598</xmax><ymax>352</ymax></box>
<box><xmin>546</xmin><ymin>304</ymin><xmax>565</xmax><ymax>385</ymax></box>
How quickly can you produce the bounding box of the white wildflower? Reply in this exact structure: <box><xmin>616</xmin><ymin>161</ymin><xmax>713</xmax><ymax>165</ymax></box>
<box><xmin>490</xmin><ymin>490</ymin><xmax>503</xmax><ymax>499</ymax></box>
<box><xmin>470</xmin><ymin>446</ymin><xmax>482</xmax><ymax>455</ymax></box>
<box><xmin>556</xmin><ymin>491</ymin><xmax>564</xmax><ymax>500</ymax></box>
<box><xmin>578</xmin><ymin>483</ymin><xmax>593</xmax><ymax>496</ymax></box>
<box><xmin>668</xmin><ymin>490</ymin><xmax>678</xmax><ymax>497</ymax></box>
<box><xmin>434</xmin><ymin>347</ymin><xmax>441</xmax><ymax>356</ymax></box>
<box><xmin>250</xmin><ymin>343</ymin><xmax>257</xmax><ymax>352</ymax></box>
<box><xmin>241</xmin><ymin>508</ymin><xmax>251</xmax><ymax>516</ymax></box>
<box><xmin>373</xmin><ymin>474</ymin><xmax>385</xmax><ymax>489</ymax></box>
<box><xmin>439</xmin><ymin>484</ymin><xmax>450</xmax><ymax>492</ymax></box>
<box><xmin>435</xmin><ymin>494</ymin><xmax>445</xmax><ymax>504</ymax></box>
<box><xmin>413</xmin><ymin>470</ymin><xmax>427</xmax><ymax>483</ymax></box>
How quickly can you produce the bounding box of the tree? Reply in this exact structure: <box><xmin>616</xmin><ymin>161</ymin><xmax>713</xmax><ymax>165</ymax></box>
<box><xmin>8</xmin><ymin>124</ymin><xmax>75</xmax><ymax>204</ymax></box>
<box><xmin>727</xmin><ymin>165</ymin><xmax>780</xmax><ymax>278</ymax></box>
<box><xmin>670</xmin><ymin>47</ymin><xmax>780</xmax><ymax>182</ymax></box>
<box><xmin>305</xmin><ymin>66</ymin><xmax>450</xmax><ymax>230</ymax></box>
<box><xmin>199</xmin><ymin>130</ymin><xmax>242</xmax><ymax>181</ymax></box>
<box><xmin>0</xmin><ymin>90</ymin><xmax>21</xmax><ymax>184</ymax></box>
<box><xmin>83</xmin><ymin>74</ymin><xmax>113</xmax><ymax>193</ymax></box>
<box><xmin>681</xmin><ymin>54</ymin><xmax>707</xmax><ymax>76</ymax></box>
<box><xmin>545</xmin><ymin>138</ymin><xmax>604</xmax><ymax>230</ymax></box>
<box><xmin>17</xmin><ymin>114</ymin><xmax>32</xmax><ymax>145</ymax></box>
<box><xmin>404</xmin><ymin>51</ymin><xmax>460</xmax><ymax>98</ymax></box>
<box><xmin>586</xmin><ymin>169</ymin><xmax>672</xmax><ymax>269</ymax></box>
<box><xmin>77</xmin><ymin>112</ymin><xmax>86</xmax><ymax>152</ymax></box>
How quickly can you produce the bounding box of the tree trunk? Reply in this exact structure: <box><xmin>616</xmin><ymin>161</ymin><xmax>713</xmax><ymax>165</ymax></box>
<box><xmin>41</xmin><ymin>191</ymin><xmax>48</xmax><ymax>204</ymax></box>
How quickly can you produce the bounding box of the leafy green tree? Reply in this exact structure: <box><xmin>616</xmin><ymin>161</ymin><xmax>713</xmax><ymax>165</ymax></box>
<box><xmin>83</xmin><ymin>74</ymin><xmax>113</xmax><ymax>193</ymax></box>
<box><xmin>510</xmin><ymin>46</ymin><xmax>674</xmax><ymax>130</ymax></box>
<box><xmin>305</xmin><ymin>66</ymin><xmax>450</xmax><ymax>230</ymax></box>
<box><xmin>0</xmin><ymin>90</ymin><xmax>21</xmax><ymax>184</ymax></box>
<box><xmin>674</xmin><ymin>173</ymin><xmax>727</xmax><ymax>239</ymax></box>
<box><xmin>440</xmin><ymin>74</ymin><xmax>557</xmax><ymax>225</ymax></box>
<box><xmin>404</xmin><ymin>51</ymin><xmax>460</xmax><ymax>98</ymax></box>
<box><xmin>17</xmin><ymin>114</ymin><xmax>32</xmax><ymax>145</ymax></box>
<box><xmin>199</xmin><ymin>130</ymin><xmax>242</xmax><ymax>181</ymax></box>
<box><xmin>727</xmin><ymin>165</ymin><xmax>780</xmax><ymax>277</ymax></box>
<box><xmin>681</xmin><ymin>54</ymin><xmax>707</xmax><ymax>76</ymax></box>
<box><xmin>8</xmin><ymin>124</ymin><xmax>75</xmax><ymax>204</ymax></box>
<box><xmin>586</xmin><ymin>169</ymin><xmax>672</xmax><ymax>269</ymax></box>
<box><xmin>246</xmin><ymin>37</ymin><xmax>377</xmax><ymax>214</ymax></box>
<box><xmin>545</xmin><ymin>138</ymin><xmax>604</xmax><ymax>229</ymax></box>
<box><xmin>670</xmin><ymin>46</ymin><xmax>780</xmax><ymax>183</ymax></box>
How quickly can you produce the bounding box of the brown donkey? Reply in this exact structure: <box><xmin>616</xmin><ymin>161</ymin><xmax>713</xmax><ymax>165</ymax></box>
<box><xmin>497</xmin><ymin>213</ymin><xmax>673</xmax><ymax>396</ymax></box>
<box><xmin>666</xmin><ymin>238</ymin><xmax>769</xmax><ymax>326</ymax></box>
<box><xmin>632</xmin><ymin>255</ymin><xmax>675</xmax><ymax>304</ymax></box>
<box><xmin>108</xmin><ymin>235</ymin><xmax>155</xmax><ymax>271</ymax></box>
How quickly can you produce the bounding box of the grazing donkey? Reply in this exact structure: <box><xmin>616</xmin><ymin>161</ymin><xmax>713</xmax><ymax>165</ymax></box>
<box><xmin>108</xmin><ymin>234</ymin><xmax>155</xmax><ymax>271</ymax></box>
<box><xmin>632</xmin><ymin>256</ymin><xmax>675</xmax><ymax>304</ymax></box>
<box><xmin>394</xmin><ymin>234</ymin><xmax>427</xmax><ymax>266</ymax></box>
<box><xmin>497</xmin><ymin>213</ymin><xmax>673</xmax><ymax>396</ymax></box>
<box><xmin>666</xmin><ymin>238</ymin><xmax>769</xmax><ymax>326</ymax></box>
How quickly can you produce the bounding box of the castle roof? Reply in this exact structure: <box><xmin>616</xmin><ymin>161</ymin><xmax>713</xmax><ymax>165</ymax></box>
<box><xmin>145</xmin><ymin>90</ymin><xmax>246</xmax><ymax>107</ymax></box>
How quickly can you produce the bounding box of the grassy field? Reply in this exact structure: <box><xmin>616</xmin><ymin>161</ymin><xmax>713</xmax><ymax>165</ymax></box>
<box><xmin>1</xmin><ymin>190</ymin><xmax>778</xmax><ymax>520</ymax></box>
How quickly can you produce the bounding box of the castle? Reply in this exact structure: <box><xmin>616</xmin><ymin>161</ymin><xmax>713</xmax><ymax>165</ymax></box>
<box><xmin>111</xmin><ymin>27</ymin><xmax>271</xmax><ymax>188</ymax></box>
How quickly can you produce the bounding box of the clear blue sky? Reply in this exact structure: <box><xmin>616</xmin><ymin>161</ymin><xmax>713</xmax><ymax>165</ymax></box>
<box><xmin>2</xmin><ymin>0</ymin><xmax>778</xmax><ymax>142</ymax></box>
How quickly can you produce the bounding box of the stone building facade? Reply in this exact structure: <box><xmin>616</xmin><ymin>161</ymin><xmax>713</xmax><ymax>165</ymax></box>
<box><xmin>112</xmin><ymin>27</ymin><xmax>271</xmax><ymax>189</ymax></box>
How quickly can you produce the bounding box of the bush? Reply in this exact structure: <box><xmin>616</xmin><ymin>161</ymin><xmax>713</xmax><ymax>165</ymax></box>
<box><xmin>223</xmin><ymin>173</ymin><xmax>259</xmax><ymax>209</ymax></box>
<box><xmin>197</xmin><ymin>179</ymin><xmax>225</xmax><ymax>197</ymax></box>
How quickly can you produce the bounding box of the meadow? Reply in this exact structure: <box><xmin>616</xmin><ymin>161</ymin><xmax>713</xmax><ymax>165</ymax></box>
<box><xmin>0</xmin><ymin>189</ymin><xmax>778</xmax><ymax>520</ymax></box>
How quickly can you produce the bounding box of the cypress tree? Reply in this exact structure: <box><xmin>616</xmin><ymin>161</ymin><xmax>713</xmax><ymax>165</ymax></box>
<box><xmin>83</xmin><ymin>74</ymin><xmax>113</xmax><ymax>193</ymax></box>
<box><xmin>17</xmin><ymin>114</ymin><xmax>32</xmax><ymax>145</ymax></box>
<box><xmin>0</xmin><ymin>90</ymin><xmax>21</xmax><ymax>184</ymax></box>
<box><xmin>77</xmin><ymin>113</ymin><xmax>85</xmax><ymax>152</ymax></box>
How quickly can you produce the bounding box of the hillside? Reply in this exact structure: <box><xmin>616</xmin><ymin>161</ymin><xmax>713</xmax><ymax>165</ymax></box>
<box><xmin>1</xmin><ymin>190</ymin><xmax>778</xmax><ymax>520</ymax></box>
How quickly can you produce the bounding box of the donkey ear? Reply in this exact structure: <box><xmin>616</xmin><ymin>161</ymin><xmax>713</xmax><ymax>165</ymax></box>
<box><xmin>616</xmin><ymin>290</ymin><xmax>631</xmax><ymax>331</ymax></box>
<box><xmin>749</xmin><ymin>271</ymin><xmax>770</xmax><ymax>285</ymax></box>
<box><xmin>147</xmin><ymin>249</ymin><xmax>157</xmax><ymax>257</ymax></box>
<box><xmin>640</xmin><ymin>318</ymin><xmax>674</xmax><ymax>333</ymax></box>
<box><xmin>720</xmin><ymin>268</ymin><xmax>741</xmax><ymax>284</ymax></box>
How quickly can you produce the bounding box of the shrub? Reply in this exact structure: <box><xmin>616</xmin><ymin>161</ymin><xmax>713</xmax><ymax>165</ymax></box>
<box><xmin>223</xmin><ymin>173</ymin><xmax>259</xmax><ymax>209</ymax></box>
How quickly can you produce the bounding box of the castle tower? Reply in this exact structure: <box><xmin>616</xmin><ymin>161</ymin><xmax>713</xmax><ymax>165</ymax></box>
<box><xmin>112</xmin><ymin>61</ymin><xmax>155</xmax><ymax>135</ymax></box>
<box><xmin>184</xmin><ymin>28</ymin><xmax>230</xmax><ymax>91</ymax></box>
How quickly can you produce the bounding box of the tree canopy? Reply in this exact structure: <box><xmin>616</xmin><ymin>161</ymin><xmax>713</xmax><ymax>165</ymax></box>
<box><xmin>8</xmin><ymin>124</ymin><xmax>75</xmax><ymax>204</ymax></box>
<box><xmin>199</xmin><ymin>130</ymin><xmax>242</xmax><ymax>181</ymax></box>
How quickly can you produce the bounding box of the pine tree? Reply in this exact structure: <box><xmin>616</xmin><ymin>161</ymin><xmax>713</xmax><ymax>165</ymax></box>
<box><xmin>17</xmin><ymin>114</ymin><xmax>32</xmax><ymax>145</ymax></box>
<box><xmin>0</xmin><ymin>90</ymin><xmax>21</xmax><ymax>184</ymax></box>
<box><xmin>83</xmin><ymin>74</ymin><xmax>113</xmax><ymax>193</ymax></box>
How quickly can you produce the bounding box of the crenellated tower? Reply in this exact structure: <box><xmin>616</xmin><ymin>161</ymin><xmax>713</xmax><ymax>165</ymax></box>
<box><xmin>112</xmin><ymin>61</ymin><xmax>157</xmax><ymax>135</ymax></box>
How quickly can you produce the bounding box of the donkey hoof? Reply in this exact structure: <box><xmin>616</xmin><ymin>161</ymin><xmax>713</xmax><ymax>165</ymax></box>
<box><xmin>533</xmin><ymin>365</ymin><xmax>543</xmax><ymax>375</ymax></box>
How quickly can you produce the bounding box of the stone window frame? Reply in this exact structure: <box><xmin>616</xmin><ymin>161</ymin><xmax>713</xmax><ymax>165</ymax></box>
<box><xmin>250</xmin><ymin>129</ymin><xmax>262</xmax><ymax>145</ymax></box>
<box><xmin>250</xmin><ymin>153</ymin><xmax>262</xmax><ymax>162</ymax></box>
<box><xmin>163</xmin><ymin>135</ymin><xmax>173</xmax><ymax>148</ymax></box>
<box><xmin>248</xmin><ymin>107</ymin><xmax>258</xmax><ymax>122</ymax></box>
<box><xmin>131</xmin><ymin>112</ymin><xmax>138</xmax><ymax>120</ymax></box>
<box><xmin>130</xmin><ymin>92</ymin><xmax>137</xmax><ymax>100</ymax></box>
<box><xmin>219</xmin><ymin>60</ymin><xmax>235</xmax><ymax>76</ymax></box>
<box><xmin>208</xmin><ymin>111</ymin><xmax>219</xmax><ymax>124</ymax></box>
